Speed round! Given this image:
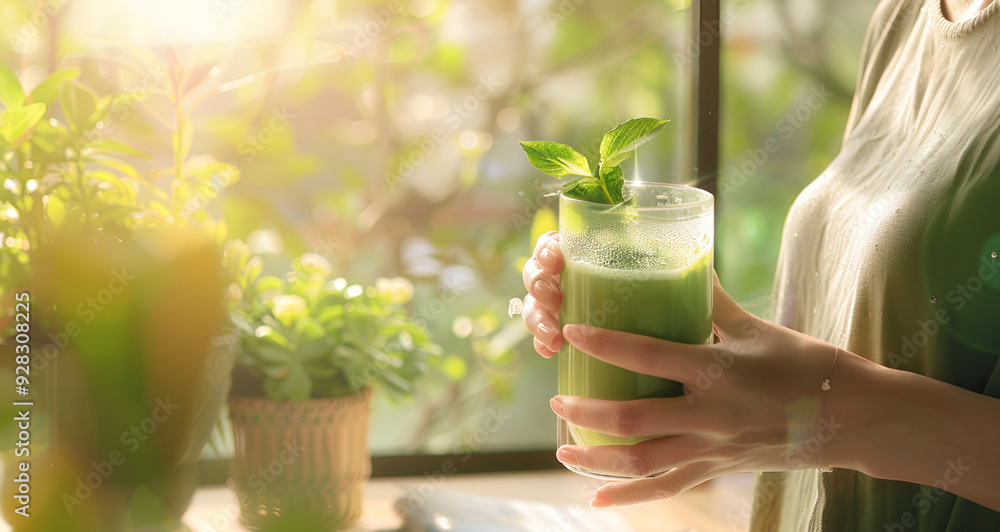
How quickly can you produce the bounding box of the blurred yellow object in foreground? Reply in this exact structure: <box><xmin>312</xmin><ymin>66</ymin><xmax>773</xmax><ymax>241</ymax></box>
<box><xmin>1</xmin><ymin>225</ymin><xmax>231</xmax><ymax>531</ymax></box>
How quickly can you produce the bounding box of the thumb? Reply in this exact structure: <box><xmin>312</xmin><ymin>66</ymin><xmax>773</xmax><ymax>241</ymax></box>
<box><xmin>592</xmin><ymin>462</ymin><xmax>716</xmax><ymax>507</ymax></box>
<box><xmin>712</xmin><ymin>271</ymin><xmax>760</xmax><ymax>341</ymax></box>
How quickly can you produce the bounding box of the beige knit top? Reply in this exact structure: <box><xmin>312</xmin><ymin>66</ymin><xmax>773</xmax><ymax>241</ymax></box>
<box><xmin>749</xmin><ymin>0</ymin><xmax>1000</xmax><ymax>530</ymax></box>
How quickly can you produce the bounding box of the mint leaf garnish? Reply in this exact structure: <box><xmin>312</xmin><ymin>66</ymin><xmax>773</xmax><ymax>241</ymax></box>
<box><xmin>559</xmin><ymin>176</ymin><xmax>588</xmax><ymax>194</ymax></box>
<box><xmin>599</xmin><ymin>118</ymin><xmax>669</xmax><ymax>168</ymax></box>
<box><xmin>519</xmin><ymin>117</ymin><xmax>669</xmax><ymax>205</ymax></box>
<box><xmin>600</xmin><ymin>165</ymin><xmax>624</xmax><ymax>204</ymax></box>
<box><xmin>518</xmin><ymin>141</ymin><xmax>591</xmax><ymax>178</ymax></box>
<box><xmin>560</xmin><ymin>177</ymin><xmax>608</xmax><ymax>204</ymax></box>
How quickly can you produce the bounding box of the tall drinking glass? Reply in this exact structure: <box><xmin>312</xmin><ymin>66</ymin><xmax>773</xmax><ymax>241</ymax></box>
<box><xmin>557</xmin><ymin>182</ymin><xmax>714</xmax><ymax>480</ymax></box>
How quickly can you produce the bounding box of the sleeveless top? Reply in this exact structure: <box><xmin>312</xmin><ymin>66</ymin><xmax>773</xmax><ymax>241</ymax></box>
<box><xmin>749</xmin><ymin>0</ymin><xmax>1000</xmax><ymax>529</ymax></box>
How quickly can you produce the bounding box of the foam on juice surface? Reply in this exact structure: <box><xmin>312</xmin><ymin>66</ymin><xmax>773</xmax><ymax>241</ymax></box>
<box><xmin>565</xmin><ymin>240</ymin><xmax>712</xmax><ymax>279</ymax></box>
<box><xmin>566</xmin><ymin>258</ymin><xmax>684</xmax><ymax>280</ymax></box>
<box><xmin>562</xmin><ymin>216</ymin><xmax>712</xmax><ymax>272</ymax></box>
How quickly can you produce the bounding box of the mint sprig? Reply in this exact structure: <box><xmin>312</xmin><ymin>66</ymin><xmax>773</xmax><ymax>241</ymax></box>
<box><xmin>519</xmin><ymin>117</ymin><xmax>669</xmax><ymax>205</ymax></box>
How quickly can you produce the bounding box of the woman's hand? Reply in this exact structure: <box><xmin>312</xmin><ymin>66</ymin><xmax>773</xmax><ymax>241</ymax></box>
<box><xmin>521</xmin><ymin>230</ymin><xmax>564</xmax><ymax>357</ymax></box>
<box><xmin>519</xmin><ymin>231</ymin><xmax>880</xmax><ymax>507</ymax></box>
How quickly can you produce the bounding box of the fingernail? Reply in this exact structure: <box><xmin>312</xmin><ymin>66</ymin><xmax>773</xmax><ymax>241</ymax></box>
<box><xmin>590</xmin><ymin>495</ymin><xmax>615</xmax><ymax>509</ymax></box>
<box><xmin>539</xmin><ymin>248</ymin><xmax>558</xmax><ymax>272</ymax></box>
<box><xmin>549</xmin><ymin>396</ymin><xmax>564</xmax><ymax>416</ymax></box>
<box><xmin>550</xmin><ymin>334</ymin><xmax>564</xmax><ymax>352</ymax></box>
<box><xmin>556</xmin><ymin>446</ymin><xmax>576</xmax><ymax>465</ymax></box>
<box><xmin>534</xmin><ymin>279</ymin><xmax>559</xmax><ymax>299</ymax></box>
<box><xmin>563</xmin><ymin>324</ymin><xmax>584</xmax><ymax>344</ymax></box>
<box><xmin>537</xmin><ymin>321</ymin><xmax>557</xmax><ymax>344</ymax></box>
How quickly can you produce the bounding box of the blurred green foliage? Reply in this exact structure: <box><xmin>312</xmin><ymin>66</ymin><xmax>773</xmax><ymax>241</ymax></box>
<box><xmin>224</xmin><ymin>241</ymin><xmax>443</xmax><ymax>402</ymax></box>
<box><xmin>717</xmin><ymin>0</ymin><xmax>874</xmax><ymax>314</ymax></box>
<box><xmin>0</xmin><ymin>59</ymin><xmax>238</xmax><ymax>336</ymax></box>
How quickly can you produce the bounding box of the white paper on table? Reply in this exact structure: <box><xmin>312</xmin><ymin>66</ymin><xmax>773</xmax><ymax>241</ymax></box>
<box><xmin>394</xmin><ymin>488</ymin><xmax>639</xmax><ymax>532</ymax></box>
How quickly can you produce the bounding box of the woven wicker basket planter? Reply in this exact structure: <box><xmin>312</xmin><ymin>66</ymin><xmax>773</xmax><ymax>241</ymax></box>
<box><xmin>228</xmin><ymin>388</ymin><xmax>372</xmax><ymax>531</ymax></box>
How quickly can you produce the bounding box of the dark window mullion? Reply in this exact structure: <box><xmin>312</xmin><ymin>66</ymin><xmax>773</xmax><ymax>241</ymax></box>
<box><xmin>691</xmin><ymin>0</ymin><xmax>721</xmax><ymax>199</ymax></box>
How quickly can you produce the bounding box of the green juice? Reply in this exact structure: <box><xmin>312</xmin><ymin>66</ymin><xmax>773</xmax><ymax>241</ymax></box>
<box><xmin>558</xmin><ymin>251</ymin><xmax>713</xmax><ymax>447</ymax></box>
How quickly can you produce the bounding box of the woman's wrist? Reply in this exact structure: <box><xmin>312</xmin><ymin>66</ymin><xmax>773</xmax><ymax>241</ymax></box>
<box><xmin>823</xmin><ymin>351</ymin><xmax>1000</xmax><ymax>509</ymax></box>
<box><xmin>819</xmin><ymin>348</ymin><xmax>891</xmax><ymax>475</ymax></box>
<box><xmin>824</xmin><ymin>350</ymin><xmax>961</xmax><ymax>480</ymax></box>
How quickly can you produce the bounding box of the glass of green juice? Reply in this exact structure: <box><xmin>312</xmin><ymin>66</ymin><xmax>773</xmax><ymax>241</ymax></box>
<box><xmin>557</xmin><ymin>181</ymin><xmax>714</xmax><ymax>480</ymax></box>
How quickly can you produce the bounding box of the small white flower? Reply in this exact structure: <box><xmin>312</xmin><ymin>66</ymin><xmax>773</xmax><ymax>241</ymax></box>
<box><xmin>272</xmin><ymin>295</ymin><xmax>307</xmax><ymax>326</ymax></box>
<box><xmin>298</xmin><ymin>253</ymin><xmax>332</xmax><ymax>276</ymax></box>
<box><xmin>376</xmin><ymin>276</ymin><xmax>414</xmax><ymax>304</ymax></box>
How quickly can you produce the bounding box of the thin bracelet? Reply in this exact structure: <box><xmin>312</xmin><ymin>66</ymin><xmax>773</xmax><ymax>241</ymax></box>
<box><xmin>822</xmin><ymin>346</ymin><xmax>838</xmax><ymax>391</ymax></box>
<box><xmin>817</xmin><ymin>346</ymin><xmax>839</xmax><ymax>473</ymax></box>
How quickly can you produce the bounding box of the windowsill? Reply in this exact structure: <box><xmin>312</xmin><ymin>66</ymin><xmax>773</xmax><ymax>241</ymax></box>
<box><xmin>182</xmin><ymin>469</ymin><xmax>756</xmax><ymax>531</ymax></box>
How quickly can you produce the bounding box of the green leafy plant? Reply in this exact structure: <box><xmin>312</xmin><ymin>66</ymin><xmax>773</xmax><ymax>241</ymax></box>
<box><xmin>0</xmin><ymin>63</ymin><xmax>238</xmax><ymax>335</ymax></box>
<box><xmin>519</xmin><ymin>117</ymin><xmax>669</xmax><ymax>204</ymax></box>
<box><xmin>224</xmin><ymin>241</ymin><xmax>443</xmax><ymax>402</ymax></box>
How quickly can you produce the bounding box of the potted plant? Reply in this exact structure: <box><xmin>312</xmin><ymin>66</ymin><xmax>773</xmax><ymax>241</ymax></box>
<box><xmin>224</xmin><ymin>242</ymin><xmax>442</xmax><ymax>531</ymax></box>
<box><xmin>0</xmin><ymin>64</ymin><xmax>239</xmax><ymax>530</ymax></box>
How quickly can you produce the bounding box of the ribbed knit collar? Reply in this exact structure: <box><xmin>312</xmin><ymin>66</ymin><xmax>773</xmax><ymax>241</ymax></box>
<box><xmin>930</xmin><ymin>0</ymin><xmax>1000</xmax><ymax>38</ymax></box>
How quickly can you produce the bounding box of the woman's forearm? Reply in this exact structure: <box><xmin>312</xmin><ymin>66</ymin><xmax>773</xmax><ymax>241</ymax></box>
<box><xmin>828</xmin><ymin>352</ymin><xmax>1000</xmax><ymax>510</ymax></box>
